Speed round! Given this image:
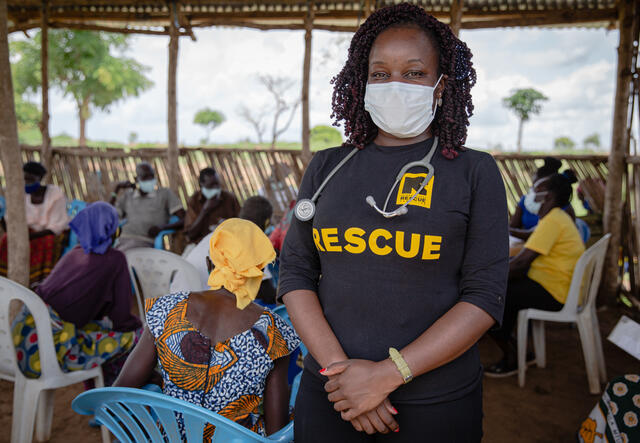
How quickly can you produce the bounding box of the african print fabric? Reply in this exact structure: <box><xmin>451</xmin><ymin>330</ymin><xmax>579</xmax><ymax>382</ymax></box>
<box><xmin>145</xmin><ymin>292</ymin><xmax>300</xmax><ymax>438</ymax></box>
<box><xmin>11</xmin><ymin>305</ymin><xmax>142</xmax><ymax>385</ymax></box>
<box><xmin>578</xmin><ymin>374</ymin><xmax>640</xmax><ymax>443</ymax></box>
<box><xmin>0</xmin><ymin>232</ymin><xmax>66</xmax><ymax>288</ymax></box>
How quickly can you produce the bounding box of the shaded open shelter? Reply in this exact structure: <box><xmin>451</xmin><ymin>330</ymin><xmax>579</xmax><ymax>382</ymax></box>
<box><xmin>1</xmin><ymin>0</ymin><xmax>639</xmax><ymax>308</ymax></box>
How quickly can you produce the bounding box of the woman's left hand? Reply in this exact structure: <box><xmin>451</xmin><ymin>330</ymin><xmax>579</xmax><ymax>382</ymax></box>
<box><xmin>323</xmin><ymin>358</ymin><xmax>403</xmax><ymax>420</ymax></box>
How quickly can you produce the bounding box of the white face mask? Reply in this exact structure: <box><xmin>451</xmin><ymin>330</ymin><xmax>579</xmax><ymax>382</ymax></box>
<box><xmin>138</xmin><ymin>178</ymin><xmax>157</xmax><ymax>194</ymax></box>
<box><xmin>364</xmin><ymin>75</ymin><xmax>443</xmax><ymax>139</ymax></box>
<box><xmin>202</xmin><ymin>187</ymin><xmax>221</xmax><ymax>200</ymax></box>
<box><xmin>523</xmin><ymin>189</ymin><xmax>542</xmax><ymax>215</ymax></box>
<box><xmin>524</xmin><ymin>188</ymin><xmax>548</xmax><ymax>215</ymax></box>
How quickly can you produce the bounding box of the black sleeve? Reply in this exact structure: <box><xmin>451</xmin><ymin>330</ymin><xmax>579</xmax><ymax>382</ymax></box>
<box><xmin>276</xmin><ymin>152</ymin><xmax>328</xmax><ymax>301</ymax></box>
<box><xmin>458</xmin><ymin>153</ymin><xmax>509</xmax><ymax>326</ymax></box>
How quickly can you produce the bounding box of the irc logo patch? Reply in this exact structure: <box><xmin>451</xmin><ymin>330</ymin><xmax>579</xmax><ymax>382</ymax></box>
<box><xmin>396</xmin><ymin>173</ymin><xmax>434</xmax><ymax>209</ymax></box>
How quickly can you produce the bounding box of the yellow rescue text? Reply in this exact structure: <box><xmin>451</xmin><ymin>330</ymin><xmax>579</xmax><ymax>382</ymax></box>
<box><xmin>312</xmin><ymin>227</ymin><xmax>442</xmax><ymax>260</ymax></box>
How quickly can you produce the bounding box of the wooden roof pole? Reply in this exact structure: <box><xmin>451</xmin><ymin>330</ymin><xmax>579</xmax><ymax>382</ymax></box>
<box><xmin>167</xmin><ymin>2</ymin><xmax>180</xmax><ymax>193</ymax></box>
<box><xmin>40</xmin><ymin>0</ymin><xmax>52</xmax><ymax>174</ymax></box>
<box><xmin>450</xmin><ymin>0</ymin><xmax>463</xmax><ymax>37</ymax></box>
<box><xmin>0</xmin><ymin>0</ymin><xmax>29</xmax><ymax>289</ymax></box>
<box><xmin>601</xmin><ymin>0</ymin><xmax>637</xmax><ymax>305</ymax></box>
<box><xmin>301</xmin><ymin>3</ymin><xmax>313</xmax><ymax>164</ymax></box>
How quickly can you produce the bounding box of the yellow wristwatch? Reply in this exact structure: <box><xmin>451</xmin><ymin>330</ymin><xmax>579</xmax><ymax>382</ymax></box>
<box><xmin>389</xmin><ymin>347</ymin><xmax>413</xmax><ymax>384</ymax></box>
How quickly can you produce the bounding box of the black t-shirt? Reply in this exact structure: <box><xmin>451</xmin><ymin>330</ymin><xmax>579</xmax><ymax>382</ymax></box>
<box><xmin>278</xmin><ymin>138</ymin><xmax>509</xmax><ymax>404</ymax></box>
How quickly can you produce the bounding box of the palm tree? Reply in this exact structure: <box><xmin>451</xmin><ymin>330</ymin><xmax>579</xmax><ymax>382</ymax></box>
<box><xmin>502</xmin><ymin>88</ymin><xmax>548</xmax><ymax>152</ymax></box>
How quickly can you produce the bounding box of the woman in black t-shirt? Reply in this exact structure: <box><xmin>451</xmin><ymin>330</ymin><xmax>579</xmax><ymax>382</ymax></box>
<box><xmin>278</xmin><ymin>4</ymin><xmax>508</xmax><ymax>442</ymax></box>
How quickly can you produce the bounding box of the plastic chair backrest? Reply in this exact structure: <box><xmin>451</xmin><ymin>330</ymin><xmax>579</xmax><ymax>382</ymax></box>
<box><xmin>561</xmin><ymin>234</ymin><xmax>611</xmax><ymax>314</ymax></box>
<box><xmin>72</xmin><ymin>387</ymin><xmax>293</xmax><ymax>443</ymax></box>
<box><xmin>0</xmin><ymin>277</ymin><xmax>65</xmax><ymax>380</ymax></box>
<box><xmin>125</xmin><ymin>248</ymin><xmax>201</xmax><ymax>320</ymax></box>
<box><xmin>0</xmin><ymin>195</ymin><xmax>5</xmax><ymax>219</ymax></box>
<box><xmin>153</xmin><ymin>214</ymin><xmax>180</xmax><ymax>249</ymax></box>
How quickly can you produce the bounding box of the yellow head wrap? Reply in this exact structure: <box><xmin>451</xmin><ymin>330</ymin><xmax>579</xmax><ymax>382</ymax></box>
<box><xmin>207</xmin><ymin>218</ymin><xmax>276</xmax><ymax>309</ymax></box>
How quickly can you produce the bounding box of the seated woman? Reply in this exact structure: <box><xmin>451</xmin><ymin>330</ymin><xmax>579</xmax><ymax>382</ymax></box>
<box><xmin>487</xmin><ymin>172</ymin><xmax>586</xmax><ymax>376</ymax></box>
<box><xmin>0</xmin><ymin>161</ymin><xmax>70</xmax><ymax>287</ymax></box>
<box><xmin>510</xmin><ymin>157</ymin><xmax>576</xmax><ymax>240</ymax></box>
<box><xmin>12</xmin><ymin>202</ymin><xmax>142</xmax><ymax>385</ymax></box>
<box><xmin>115</xmin><ymin>218</ymin><xmax>300</xmax><ymax>438</ymax></box>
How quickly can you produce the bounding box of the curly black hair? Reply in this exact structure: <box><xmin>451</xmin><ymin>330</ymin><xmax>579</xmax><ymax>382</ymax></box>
<box><xmin>331</xmin><ymin>2</ymin><xmax>476</xmax><ymax>159</ymax></box>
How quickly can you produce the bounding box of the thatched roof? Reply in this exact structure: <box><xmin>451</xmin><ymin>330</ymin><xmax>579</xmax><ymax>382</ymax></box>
<box><xmin>7</xmin><ymin>1</ymin><xmax>619</xmax><ymax>35</ymax></box>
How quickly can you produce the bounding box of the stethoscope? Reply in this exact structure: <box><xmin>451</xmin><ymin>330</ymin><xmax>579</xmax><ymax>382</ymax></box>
<box><xmin>294</xmin><ymin>137</ymin><xmax>438</xmax><ymax>221</ymax></box>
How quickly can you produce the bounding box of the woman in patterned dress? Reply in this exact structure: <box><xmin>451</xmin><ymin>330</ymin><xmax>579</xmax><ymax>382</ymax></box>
<box><xmin>114</xmin><ymin>218</ymin><xmax>300</xmax><ymax>438</ymax></box>
<box><xmin>11</xmin><ymin>202</ymin><xmax>142</xmax><ymax>385</ymax></box>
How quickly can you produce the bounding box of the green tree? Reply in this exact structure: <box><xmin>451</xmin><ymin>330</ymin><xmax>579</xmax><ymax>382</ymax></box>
<box><xmin>128</xmin><ymin>131</ymin><xmax>138</xmax><ymax>146</ymax></box>
<box><xmin>193</xmin><ymin>108</ymin><xmax>225</xmax><ymax>144</ymax></box>
<box><xmin>554</xmin><ymin>136</ymin><xmax>576</xmax><ymax>151</ymax></box>
<box><xmin>502</xmin><ymin>88</ymin><xmax>548</xmax><ymax>152</ymax></box>
<box><xmin>310</xmin><ymin>124</ymin><xmax>342</xmax><ymax>150</ymax></box>
<box><xmin>13</xmin><ymin>93</ymin><xmax>40</xmax><ymax>130</ymax></box>
<box><xmin>583</xmin><ymin>133</ymin><xmax>601</xmax><ymax>150</ymax></box>
<box><xmin>11</xmin><ymin>30</ymin><xmax>153</xmax><ymax>146</ymax></box>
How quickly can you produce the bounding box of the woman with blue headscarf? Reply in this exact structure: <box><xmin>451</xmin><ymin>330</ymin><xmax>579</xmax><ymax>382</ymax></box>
<box><xmin>12</xmin><ymin>202</ymin><xmax>142</xmax><ymax>385</ymax></box>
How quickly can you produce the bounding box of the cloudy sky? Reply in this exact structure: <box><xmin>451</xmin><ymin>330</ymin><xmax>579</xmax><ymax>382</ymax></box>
<box><xmin>16</xmin><ymin>24</ymin><xmax>619</xmax><ymax>152</ymax></box>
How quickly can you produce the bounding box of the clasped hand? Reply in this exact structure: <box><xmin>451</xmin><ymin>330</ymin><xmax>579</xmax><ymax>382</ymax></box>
<box><xmin>322</xmin><ymin>359</ymin><xmax>402</xmax><ymax>434</ymax></box>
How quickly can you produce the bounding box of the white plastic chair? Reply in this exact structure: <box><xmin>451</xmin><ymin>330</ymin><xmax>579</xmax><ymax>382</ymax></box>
<box><xmin>0</xmin><ymin>277</ymin><xmax>109</xmax><ymax>443</ymax></box>
<box><xmin>517</xmin><ymin>233</ymin><xmax>611</xmax><ymax>394</ymax></box>
<box><xmin>125</xmin><ymin>248</ymin><xmax>202</xmax><ymax>321</ymax></box>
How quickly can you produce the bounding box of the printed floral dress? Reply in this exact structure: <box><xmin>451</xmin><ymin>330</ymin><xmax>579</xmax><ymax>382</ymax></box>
<box><xmin>145</xmin><ymin>292</ymin><xmax>300</xmax><ymax>438</ymax></box>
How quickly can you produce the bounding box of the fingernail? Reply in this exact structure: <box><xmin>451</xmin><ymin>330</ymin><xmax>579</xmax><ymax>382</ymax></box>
<box><xmin>394</xmin><ymin>428</ymin><xmax>400</xmax><ymax>433</ymax></box>
<box><xmin>319</xmin><ymin>368</ymin><xmax>326</xmax><ymax>374</ymax></box>
<box><xmin>391</xmin><ymin>407</ymin><xmax>398</xmax><ymax>414</ymax></box>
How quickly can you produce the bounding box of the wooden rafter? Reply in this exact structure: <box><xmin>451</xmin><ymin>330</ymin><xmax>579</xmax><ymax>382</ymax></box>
<box><xmin>6</xmin><ymin>1</ymin><xmax>620</xmax><ymax>34</ymax></box>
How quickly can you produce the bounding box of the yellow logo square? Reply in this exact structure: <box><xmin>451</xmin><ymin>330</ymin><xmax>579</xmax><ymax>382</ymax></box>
<box><xmin>395</xmin><ymin>172</ymin><xmax>434</xmax><ymax>209</ymax></box>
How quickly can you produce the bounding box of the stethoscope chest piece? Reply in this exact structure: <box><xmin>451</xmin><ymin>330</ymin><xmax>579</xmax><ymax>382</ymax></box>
<box><xmin>294</xmin><ymin>198</ymin><xmax>316</xmax><ymax>222</ymax></box>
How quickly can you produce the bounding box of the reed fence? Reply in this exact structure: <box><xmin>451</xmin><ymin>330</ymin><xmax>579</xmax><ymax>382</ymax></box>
<box><xmin>2</xmin><ymin>145</ymin><xmax>639</xmax><ymax>299</ymax></box>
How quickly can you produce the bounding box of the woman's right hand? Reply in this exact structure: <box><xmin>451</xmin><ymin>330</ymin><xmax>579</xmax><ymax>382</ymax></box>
<box><xmin>349</xmin><ymin>398</ymin><xmax>398</xmax><ymax>434</ymax></box>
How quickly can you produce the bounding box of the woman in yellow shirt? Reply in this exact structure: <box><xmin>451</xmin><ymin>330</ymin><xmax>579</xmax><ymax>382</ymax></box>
<box><xmin>487</xmin><ymin>170</ymin><xmax>585</xmax><ymax>376</ymax></box>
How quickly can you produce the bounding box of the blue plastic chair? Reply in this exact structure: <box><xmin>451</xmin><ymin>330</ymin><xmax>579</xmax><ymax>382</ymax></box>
<box><xmin>73</xmin><ymin>387</ymin><xmax>293</xmax><ymax>443</ymax></box>
<box><xmin>575</xmin><ymin>218</ymin><xmax>591</xmax><ymax>244</ymax></box>
<box><xmin>63</xmin><ymin>199</ymin><xmax>87</xmax><ymax>255</ymax></box>
<box><xmin>118</xmin><ymin>214</ymin><xmax>179</xmax><ymax>250</ymax></box>
<box><xmin>153</xmin><ymin>215</ymin><xmax>180</xmax><ymax>249</ymax></box>
<box><xmin>0</xmin><ymin>195</ymin><xmax>5</xmax><ymax>219</ymax></box>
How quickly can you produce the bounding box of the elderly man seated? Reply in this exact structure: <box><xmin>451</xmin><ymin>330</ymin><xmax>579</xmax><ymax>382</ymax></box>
<box><xmin>110</xmin><ymin>161</ymin><xmax>185</xmax><ymax>251</ymax></box>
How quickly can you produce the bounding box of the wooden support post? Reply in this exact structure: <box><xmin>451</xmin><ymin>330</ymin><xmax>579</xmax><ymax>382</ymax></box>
<box><xmin>450</xmin><ymin>0</ymin><xmax>464</xmax><ymax>37</ymax></box>
<box><xmin>40</xmin><ymin>0</ymin><xmax>52</xmax><ymax>173</ymax></box>
<box><xmin>167</xmin><ymin>2</ymin><xmax>180</xmax><ymax>193</ymax></box>
<box><xmin>0</xmin><ymin>0</ymin><xmax>29</xmax><ymax>287</ymax></box>
<box><xmin>301</xmin><ymin>5</ymin><xmax>313</xmax><ymax>164</ymax></box>
<box><xmin>601</xmin><ymin>0</ymin><xmax>637</xmax><ymax>305</ymax></box>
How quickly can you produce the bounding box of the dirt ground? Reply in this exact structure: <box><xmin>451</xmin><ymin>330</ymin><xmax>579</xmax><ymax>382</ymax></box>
<box><xmin>1</xmin><ymin>305</ymin><xmax>638</xmax><ymax>443</ymax></box>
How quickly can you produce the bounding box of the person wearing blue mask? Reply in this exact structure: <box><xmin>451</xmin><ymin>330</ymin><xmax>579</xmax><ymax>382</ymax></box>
<box><xmin>111</xmin><ymin>162</ymin><xmax>185</xmax><ymax>251</ymax></box>
<box><xmin>0</xmin><ymin>161</ymin><xmax>69</xmax><ymax>286</ymax></box>
<box><xmin>183</xmin><ymin>167</ymin><xmax>240</xmax><ymax>245</ymax></box>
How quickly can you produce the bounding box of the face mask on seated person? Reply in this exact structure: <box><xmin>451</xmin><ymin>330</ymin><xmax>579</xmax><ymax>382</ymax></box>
<box><xmin>364</xmin><ymin>75</ymin><xmax>443</xmax><ymax>139</ymax></box>
<box><xmin>201</xmin><ymin>187</ymin><xmax>221</xmax><ymax>200</ymax></box>
<box><xmin>138</xmin><ymin>179</ymin><xmax>157</xmax><ymax>194</ymax></box>
<box><xmin>524</xmin><ymin>189</ymin><xmax>548</xmax><ymax>215</ymax></box>
<box><xmin>25</xmin><ymin>182</ymin><xmax>41</xmax><ymax>194</ymax></box>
